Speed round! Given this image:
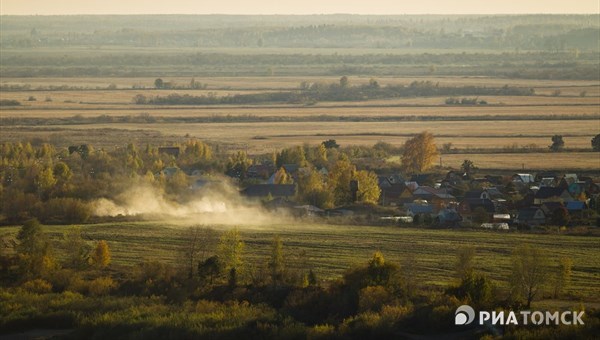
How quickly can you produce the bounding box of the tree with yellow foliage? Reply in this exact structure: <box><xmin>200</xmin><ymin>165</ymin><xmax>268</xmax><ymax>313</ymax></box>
<box><xmin>401</xmin><ymin>131</ymin><xmax>439</xmax><ymax>174</ymax></box>
<box><xmin>17</xmin><ymin>218</ymin><xmax>57</xmax><ymax>278</ymax></box>
<box><xmin>328</xmin><ymin>156</ymin><xmax>356</xmax><ymax>205</ymax></box>
<box><xmin>297</xmin><ymin>167</ymin><xmax>333</xmax><ymax>208</ymax></box>
<box><xmin>273</xmin><ymin>167</ymin><xmax>294</xmax><ymax>184</ymax></box>
<box><xmin>354</xmin><ymin>170</ymin><xmax>381</xmax><ymax>204</ymax></box>
<box><xmin>91</xmin><ymin>240</ymin><xmax>111</xmax><ymax>269</ymax></box>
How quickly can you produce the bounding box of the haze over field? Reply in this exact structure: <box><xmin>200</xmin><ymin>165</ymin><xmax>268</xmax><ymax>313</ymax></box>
<box><xmin>1</xmin><ymin>0</ymin><xmax>598</xmax><ymax>15</ymax></box>
<box><xmin>92</xmin><ymin>181</ymin><xmax>287</xmax><ymax>226</ymax></box>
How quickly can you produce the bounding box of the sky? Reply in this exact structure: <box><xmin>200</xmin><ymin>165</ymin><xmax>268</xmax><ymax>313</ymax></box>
<box><xmin>1</xmin><ymin>0</ymin><xmax>599</xmax><ymax>15</ymax></box>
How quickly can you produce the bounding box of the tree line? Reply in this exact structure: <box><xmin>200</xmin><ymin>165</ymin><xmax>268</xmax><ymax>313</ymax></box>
<box><xmin>134</xmin><ymin>79</ymin><xmax>534</xmax><ymax>106</ymax></box>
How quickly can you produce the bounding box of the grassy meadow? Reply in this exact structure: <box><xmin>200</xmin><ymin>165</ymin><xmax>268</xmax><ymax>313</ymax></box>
<box><xmin>1</xmin><ymin>221</ymin><xmax>598</xmax><ymax>304</ymax></box>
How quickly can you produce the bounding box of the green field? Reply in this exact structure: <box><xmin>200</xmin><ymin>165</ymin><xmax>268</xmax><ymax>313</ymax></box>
<box><xmin>2</xmin><ymin>221</ymin><xmax>598</xmax><ymax>303</ymax></box>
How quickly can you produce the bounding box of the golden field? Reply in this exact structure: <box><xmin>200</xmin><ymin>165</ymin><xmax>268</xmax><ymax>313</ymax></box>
<box><xmin>1</xmin><ymin>76</ymin><xmax>599</xmax><ymax>171</ymax></box>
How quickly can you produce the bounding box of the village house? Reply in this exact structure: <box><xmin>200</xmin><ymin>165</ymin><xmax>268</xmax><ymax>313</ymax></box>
<box><xmin>437</xmin><ymin>208</ymin><xmax>461</xmax><ymax>227</ymax></box>
<box><xmin>539</xmin><ymin>177</ymin><xmax>557</xmax><ymax>188</ymax></box>
<box><xmin>515</xmin><ymin>207</ymin><xmax>546</xmax><ymax>226</ymax></box>
<box><xmin>241</xmin><ymin>184</ymin><xmax>296</xmax><ymax>199</ymax></box>
<box><xmin>512</xmin><ymin>173</ymin><xmax>535</xmax><ymax>184</ymax></box>
<box><xmin>247</xmin><ymin>164</ymin><xmax>275</xmax><ymax>180</ymax></box>
<box><xmin>158</xmin><ymin>146</ymin><xmax>180</xmax><ymax>158</ymax></box>
<box><xmin>540</xmin><ymin>201</ymin><xmax>565</xmax><ymax>217</ymax></box>
<box><xmin>458</xmin><ymin>198</ymin><xmax>495</xmax><ymax>222</ymax></box>
<box><xmin>566</xmin><ymin>201</ymin><xmax>587</xmax><ymax>218</ymax></box>
<box><xmin>405</xmin><ymin>202</ymin><xmax>434</xmax><ymax>218</ymax></box>
<box><xmin>157</xmin><ymin>166</ymin><xmax>180</xmax><ymax>178</ymax></box>
<box><xmin>533</xmin><ymin>187</ymin><xmax>573</xmax><ymax>205</ymax></box>
<box><xmin>411</xmin><ymin>186</ymin><xmax>456</xmax><ymax>212</ymax></box>
<box><xmin>464</xmin><ymin>187</ymin><xmax>504</xmax><ymax>201</ymax></box>
<box><xmin>378</xmin><ymin>178</ymin><xmax>412</xmax><ymax>206</ymax></box>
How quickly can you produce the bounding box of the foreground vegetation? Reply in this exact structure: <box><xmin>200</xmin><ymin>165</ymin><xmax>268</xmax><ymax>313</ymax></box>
<box><xmin>1</xmin><ymin>220</ymin><xmax>599</xmax><ymax>339</ymax></box>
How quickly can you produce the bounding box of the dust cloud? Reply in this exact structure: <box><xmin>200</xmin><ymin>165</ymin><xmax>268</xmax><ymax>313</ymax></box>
<box><xmin>92</xmin><ymin>181</ymin><xmax>289</xmax><ymax>226</ymax></box>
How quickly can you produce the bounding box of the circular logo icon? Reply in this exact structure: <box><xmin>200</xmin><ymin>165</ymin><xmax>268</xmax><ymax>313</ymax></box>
<box><xmin>455</xmin><ymin>305</ymin><xmax>476</xmax><ymax>325</ymax></box>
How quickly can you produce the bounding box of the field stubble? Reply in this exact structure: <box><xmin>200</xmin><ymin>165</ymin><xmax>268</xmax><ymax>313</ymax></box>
<box><xmin>2</xmin><ymin>222</ymin><xmax>596</xmax><ymax>301</ymax></box>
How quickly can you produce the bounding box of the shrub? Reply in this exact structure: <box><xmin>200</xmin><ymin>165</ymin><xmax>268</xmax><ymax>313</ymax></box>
<box><xmin>358</xmin><ymin>286</ymin><xmax>390</xmax><ymax>312</ymax></box>
<box><xmin>39</xmin><ymin>197</ymin><xmax>92</xmax><ymax>224</ymax></box>
<box><xmin>0</xmin><ymin>99</ymin><xmax>21</xmax><ymax>106</ymax></box>
<box><xmin>67</xmin><ymin>276</ymin><xmax>88</xmax><ymax>294</ymax></box>
<box><xmin>48</xmin><ymin>269</ymin><xmax>80</xmax><ymax>292</ymax></box>
<box><xmin>91</xmin><ymin>241</ymin><xmax>111</xmax><ymax>269</ymax></box>
<box><xmin>21</xmin><ymin>278</ymin><xmax>53</xmax><ymax>294</ymax></box>
<box><xmin>307</xmin><ymin>324</ymin><xmax>336</xmax><ymax>339</ymax></box>
<box><xmin>88</xmin><ymin>277</ymin><xmax>116</xmax><ymax>296</ymax></box>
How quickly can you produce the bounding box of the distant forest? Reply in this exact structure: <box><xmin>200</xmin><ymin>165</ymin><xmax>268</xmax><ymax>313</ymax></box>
<box><xmin>1</xmin><ymin>15</ymin><xmax>598</xmax><ymax>79</ymax></box>
<box><xmin>1</xmin><ymin>15</ymin><xmax>598</xmax><ymax>50</ymax></box>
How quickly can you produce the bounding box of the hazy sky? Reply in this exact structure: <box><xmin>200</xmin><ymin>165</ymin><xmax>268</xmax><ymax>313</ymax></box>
<box><xmin>1</xmin><ymin>0</ymin><xmax>599</xmax><ymax>15</ymax></box>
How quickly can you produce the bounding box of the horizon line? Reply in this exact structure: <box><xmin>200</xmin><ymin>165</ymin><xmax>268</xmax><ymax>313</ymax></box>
<box><xmin>1</xmin><ymin>12</ymin><xmax>598</xmax><ymax>16</ymax></box>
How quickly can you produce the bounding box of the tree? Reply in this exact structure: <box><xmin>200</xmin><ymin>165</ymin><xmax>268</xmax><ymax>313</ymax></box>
<box><xmin>268</xmin><ymin>235</ymin><xmax>285</xmax><ymax>286</ymax></box>
<box><xmin>551</xmin><ymin>257</ymin><xmax>573</xmax><ymax>298</ymax></box>
<box><xmin>276</xmin><ymin>146</ymin><xmax>306</xmax><ymax>168</ymax></box>
<box><xmin>63</xmin><ymin>226</ymin><xmax>90</xmax><ymax>269</ymax></box>
<box><xmin>455</xmin><ymin>246</ymin><xmax>475</xmax><ymax>280</ymax></box>
<box><xmin>328</xmin><ymin>156</ymin><xmax>356</xmax><ymax>205</ymax></box>
<box><xmin>401</xmin><ymin>131</ymin><xmax>439</xmax><ymax>173</ymax></box>
<box><xmin>154</xmin><ymin>78</ymin><xmax>164</xmax><ymax>89</ymax></box>
<box><xmin>273</xmin><ymin>167</ymin><xmax>293</xmax><ymax>184</ymax></box>
<box><xmin>368</xmin><ymin>78</ymin><xmax>380</xmax><ymax>89</ymax></box>
<box><xmin>17</xmin><ymin>219</ymin><xmax>56</xmax><ymax>278</ymax></box>
<box><xmin>53</xmin><ymin>162</ymin><xmax>72</xmax><ymax>181</ymax></box>
<box><xmin>549</xmin><ymin>135</ymin><xmax>564</xmax><ymax>152</ymax></box>
<box><xmin>91</xmin><ymin>240</ymin><xmax>111</xmax><ymax>269</ymax></box>
<box><xmin>591</xmin><ymin>134</ymin><xmax>600</xmax><ymax>151</ymax></box>
<box><xmin>198</xmin><ymin>255</ymin><xmax>222</xmax><ymax>285</ymax></box>
<box><xmin>472</xmin><ymin>207</ymin><xmax>490</xmax><ymax>224</ymax></box>
<box><xmin>297</xmin><ymin>168</ymin><xmax>333</xmax><ymax>209</ymax></box>
<box><xmin>354</xmin><ymin>170</ymin><xmax>381</xmax><ymax>204</ymax></box>
<box><xmin>550</xmin><ymin>207</ymin><xmax>570</xmax><ymax>226</ymax></box>
<box><xmin>321</xmin><ymin>139</ymin><xmax>340</xmax><ymax>149</ymax></box>
<box><xmin>183</xmin><ymin>226</ymin><xmax>218</xmax><ymax>279</ymax></box>
<box><xmin>35</xmin><ymin>166</ymin><xmax>57</xmax><ymax>195</ymax></box>
<box><xmin>453</xmin><ymin>271</ymin><xmax>492</xmax><ymax>307</ymax></box>
<box><xmin>509</xmin><ymin>244</ymin><xmax>550</xmax><ymax>308</ymax></box>
<box><xmin>460</xmin><ymin>160</ymin><xmax>477</xmax><ymax>177</ymax></box>
<box><xmin>218</xmin><ymin>228</ymin><xmax>244</xmax><ymax>285</ymax></box>
<box><xmin>226</xmin><ymin>151</ymin><xmax>252</xmax><ymax>179</ymax></box>
<box><xmin>339</xmin><ymin>76</ymin><xmax>349</xmax><ymax>88</ymax></box>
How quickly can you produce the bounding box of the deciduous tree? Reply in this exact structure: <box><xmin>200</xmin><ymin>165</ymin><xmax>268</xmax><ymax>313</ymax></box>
<box><xmin>328</xmin><ymin>155</ymin><xmax>356</xmax><ymax>205</ymax></box>
<box><xmin>401</xmin><ymin>131</ymin><xmax>439</xmax><ymax>173</ymax></box>
<box><xmin>91</xmin><ymin>240</ymin><xmax>111</xmax><ymax>269</ymax></box>
<box><xmin>268</xmin><ymin>235</ymin><xmax>285</xmax><ymax>286</ymax></box>
<box><xmin>218</xmin><ymin>228</ymin><xmax>244</xmax><ymax>285</ymax></box>
<box><xmin>591</xmin><ymin>134</ymin><xmax>600</xmax><ymax>151</ymax></box>
<box><xmin>509</xmin><ymin>244</ymin><xmax>550</xmax><ymax>308</ymax></box>
<box><xmin>63</xmin><ymin>226</ymin><xmax>90</xmax><ymax>269</ymax></box>
<box><xmin>549</xmin><ymin>135</ymin><xmax>565</xmax><ymax>151</ymax></box>
<box><xmin>17</xmin><ymin>219</ymin><xmax>56</xmax><ymax>278</ymax></box>
<box><xmin>183</xmin><ymin>226</ymin><xmax>218</xmax><ymax>279</ymax></box>
<box><xmin>354</xmin><ymin>170</ymin><xmax>381</xmax><ymax>204</ymax></box>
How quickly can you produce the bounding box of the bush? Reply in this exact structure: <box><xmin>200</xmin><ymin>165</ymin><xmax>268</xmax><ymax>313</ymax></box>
<box><xmin>38</xmin><ymin>197</ymin><xmax>92</xmax><ymax>224</ymax></box>
<box><xmin>21</xmin><ymin>279</ymin><xmax>53</xmax><ymax>294</ymax></box>
<box><xmin>358</xmin><ymin>286</ymin><xmax>390</xmax><ymax>312</ymax></box>
<box><xmin>0</xmin><ymin>99</ymin><xmax>21</xmax><ymax>106</ymax></box>
<box><xmin>307</xmin><ymin>324</ymin><xmax>336</xmax><ymax>339</ymax></box>
<box><xmin>48</xmin><ymin>269</ymin><xmax>80</xmax><ymax>292</ymax></box>
<box><xmin>88</xmin><ymin>277</ymin><xmax>116</xmax><ymax>296</ymax></box>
